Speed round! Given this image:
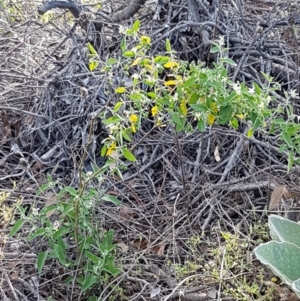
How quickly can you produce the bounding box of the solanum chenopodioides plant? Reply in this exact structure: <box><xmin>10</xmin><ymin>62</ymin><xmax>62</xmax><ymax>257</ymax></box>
<box><xmin>100</xmin><ymin>20</ymin><xmax>278</xmax><ymax>166</ymax></box>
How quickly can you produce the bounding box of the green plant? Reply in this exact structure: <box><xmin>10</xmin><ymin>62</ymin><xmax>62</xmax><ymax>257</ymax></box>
<box><xmin>94</xmin><ymin>21</ymin><xmax>297</xmax><ymax>170</ymax></box>
<box><xmin>254</xmin><ymin>215</ymin><xmax>300</xmax><ymax>297</ymax></box>
<box><xmin>10</xmin><ymin>172</ymin><xmax>121</xmax><ymax>297</ymax></box>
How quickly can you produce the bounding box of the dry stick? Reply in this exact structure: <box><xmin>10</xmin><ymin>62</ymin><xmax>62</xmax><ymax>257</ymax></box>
<box><xmin>187</xmin><ymin>0</ymin><xmax>212</xmax><ymax>49</ymax></box>
<box><xmin>3</xmin><ymin>272</ymin><xmax>20</xmax><ymax>301</ymax></box>
<box><xmin>219</xmin><ymin>128</ymin><xmax>248</xmax><ymax>184</ymax></box>
<box><xmin>201</xmin><ymin>128</ymin><xmax>249</xmax><ymax>230</ymax></box>
<box><xmin>163</xmin><ymin>274</ymin><xmax>204</xmax><ymax>301</ymax></box>
<box><xmin>0</xmin><ymin>288</ymin><xmax>10</xmax><ymax>301</ymax></box>
<box><xmin>98</xmin><ymin>212</ymin><xmax>190</xmax><ymax>301</ymax></box>
<box><xmin>152</xmin><ymin>21</ymin><xmax>224</xmax><ymax>46</ymax></box>
<box><xmin>124</xmin><ymin>146</ymin><xmax>175</xmax><ymax>182</ymax></box>
<box><xmin>174</xmin><ymin>132</ymin><xmax>189</xmax><ymax>219</ymax></box>
<box><xmin>13</xmin><ymin>277</ymin><xmax>46</xmax><ymax>301</ymax></box>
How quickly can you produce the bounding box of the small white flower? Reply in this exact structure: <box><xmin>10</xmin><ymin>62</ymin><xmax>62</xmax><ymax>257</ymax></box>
<box><xmin>232</xmin><ymin>82</ymin><xmax>241</xmax><ymax>95</ymax></box>
<box><xmin>107</xmin><ymin>124</ymin><xmax>118</xmax><ymax>133</ymax></box>
<box><xmin>32</xmin><ymin>207</ymin><xmax>39</xmax><ymax>216</ymax></box>
<box><xmin>53</xmin><ymin>221</ymin><xmax>60</xmax><ymax>231</ymax></box>
<box><xmin>193</xmin><ymin>112</ymin><xmax>201</xmax><ymax>121</ymax></box>
<box><xmin>131</xmin><ymin>73</ymin><xmax>139</xmax><ymax>79</ymax></box>
<box><xmin>119</xmin><ymin>25</ymin><xmax>126</xmax><ymax>34</ymax></box>
<box><xmin>289</xmin><ymin>89</ymin><xmax>299</xmax><ymax>98</ymax></box>
<box><xmin>258</xmin><ymin>102</ymin><xmax>265</xmax><ymax>109</ymax></box>
<box><xmin>248</xmin><ymin>87</ymin><xmax>255</xmax><ymax>95</ymax></box>
<box><xmin>219</xmin><ymin>36</ymin><xmax>225</xmax><ymax>46</ymax></box>
<box><xmin>274</xmin><ymin>82</ymin><xmax>281</xmax><ymax>90</ymax></box>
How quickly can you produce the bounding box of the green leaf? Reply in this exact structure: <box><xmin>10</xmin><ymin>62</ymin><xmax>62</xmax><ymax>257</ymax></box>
<box><xmin>129</xmin><ymin>93</ymin><xmax>142</xmax><ymax>101</ymax></box>
<box><xmin>133</xmin><ymin>19</ymin><xmax>140</xmax><ymax>32</ymax></box>
<box><xmin>154</xmin><ymin>55</ymin><xmax>170</xmax><ymax>64</ymax></box>
<box><xmin>122</xmin><ymin>148</ymin><xmax>136</xmax><ymax>162</ymax></box>
<box><xmin>103</xmin><ymin>261</ymin><xmax>121</xmax><ymax>276</ymax></box>
<box><xmin>64</xmin><ymin>186</ymin><xmax>78</xmax><ymax>197</ymax></box>
<box><xmin>122</xmin><ymin>130</ymin><xmax>131</xmax><ymax>142</ymax></box>
<box><xmin>85</xmin><ymin>250</ymin><xmax>101</xmax><ymax>264</ymax></box>
<box><xmin>147</xmin><ymin>92</ymin><xmax>157</xmax><ymax>98</ymax></box>
<box><xmin>219</xmin><ymin>105</ymin><xmax>233</xmax><ymax>124</ymax></box>
<box><xmin>102</xmin><ymin>116</ymin><xmax>121</xmax><ymax>125</ymax></box>
<box><xmin>37</xmin><ymin>251</ymin><xmax>48</xmax><ymax>274</ymax></box>
<box><xmin>282</xmin><ymin>130</ymin><xmax>293</xmax><ymax>147</ymax></box>
<box><xmin>64</xmin><ymin>276</ymin><xmax>74</xmax><ymax>285</ymax></box>
<box><xmin>123</xmin><ymin>51</ymin><xmax>135</xmax><ymax>57</ymax></box>
<box><xmin>197</xmin><ymin>119</ymin><xmax>206</xmax><ymax>132</ymax></box>
<box><xmin>166</xmin><ymin>38</ymin><xmax>171</xmax><ymax>52</ymax></box>
<box><xmin>99</xmin><ymin>230</ymin><xmax>115</xmax><ymax>252</ymax></box>
<box><xmin>220</xmin><ymin>58</ymin><xmax>237</xmax><ymax>66</ymax></box>
<box><xmin>230</xmin><ymin>117</ymin><xmax>239</xmax><ymax>129</ymax></box>
<box><xmin>37</xmin><ymin>183</ymin><xmax>49</xmax><ymax>195</ymax></box>
<box><xmin>115</xmin><ymin>87</ymin><xmax>126</xmax><ymax>94</ymax></box>
<box><xmin>254</xmin><ymin>241</ymin><xmax>300</xmax><ymax>286</ymax></box>
<box><xmin>183</xmin><ymin>77</ymin><xmax>197</xmax><ymax>88</ymax></box>
<box><xmin>87</xmin><ymin>42</ymin><xmax>97</xmax><ymax>55</ymax></box>
<box><xmin>57</xmin><ymin>236</ymin><xmax>66</xmax><ymax>252</ymax></box>
<box><xmin>27</xmin><ymin>228</ymin><xmax>47</xmax><ymax>241</ymax></box>
<box><xmin>101</xmin><ymin>145</ymin><xmax>107</xmax><ymax>156</ymax></box>
<box><xmin>9</xmin><ymin>219</ymin><xmax>25</xmax><ymax>237</ymax></box>
<box><xmin>113</xmin><ymin>102</ymin><xmax>123</xmax><ymax>113</ymax></box>
<box><xmin>81</xmin><ymin>275</ymin><xmax>98</xmax><ymax>292</ymax></box>
<box><xmin>54</xmin><ymin>244</ymin><xmax>67</xmax><ymax>265</ymax></box>
<box><xmin>292</xmin><ymin>279</ymin><xmax>300</xmax><ymax>297</ymax></box>
<box><xmin>121</xmin><ymin>37</ymin><xmax>126</xmax><ymax>52</ymax></box>
<box><xmin>190</xmin><ymin>104</ymin><xmax>207</xmax><ymax>112</ymax></box>
<box><xmin>106</xmin><ymin>58</ymin><xmax>118</xmax><ymax>65</ymax></box>
<box><xmin>286</xmin><ymin>125</ymin><xmax>300</xmax><ymax>137</ymax></box>
<box><xmin>102</xmin><ymin>194</ymin><xmax>121</xmax><ymax>206</ymax></box>
<box><xmin>210</xmin><ymin>46</ymin><xmax>219</xmax><ymax>53</ymax></box>
<box><xmin>53</xmin><ymin>227</ymin><xmax>70</xmax><ymax>240</ymax></box>
<box><xmin>170</xmin><ymin>112</ymin><xmax>185</xmax><ymax>132</ymax></box>
<box><xmin>188</xmin><ymin>93</ymin><xmax>199</xmax><ymax>104</ymax></box>
<box><xmin>269</xmin><ymin>215</ymin><xmax>300</xmax><ymax>247</ymax></box>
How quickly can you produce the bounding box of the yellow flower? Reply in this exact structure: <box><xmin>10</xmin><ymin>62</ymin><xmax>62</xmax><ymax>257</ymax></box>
<box><xmin>129</xmin><ymin>114</ymin><xmax>138</xmax><ymax>123</ymax></box>
<box><xmin>131</xmin><ymin>124</ymin><xmax>136</xmax><ymax>133</ymax></box>
<box><xmin>151</xmin><ymin>106</ymin><xmax>158</xmax><ymax>117</ymax></box>
<box><xmin>106</xmin><ymin>142</ymin><xmax>117</xmax><ymax>156</ymax></box>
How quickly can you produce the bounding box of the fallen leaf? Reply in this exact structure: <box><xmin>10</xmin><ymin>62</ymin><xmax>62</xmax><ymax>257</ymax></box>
<box><xmin>151</xmin><ymin>243</ymin><xmax>165</xmax><ymax>256</ymax></box>
<box><xmin>288</xmin><ymin>293</ymin><xmax>300</xmax><ymax>301</ymax></box>
<box><xmin>269</xmin><ymin>185</ymin><xmax>291</xmax><ymax>210</ymax></box>
<box><xmin>131</xmin><ymin>238</ymin><xmax>149</xmax><ymax>250</ymax></box>
<box><xmin>214</xmin><ymin>145</ymin><xmax>220</xmax><ymax>162</ymax></box>
<box><xmin>150</xmin><ymin>287</ymin><xmax>161</xmax><ymax>298</ymax></box>
<box><xmin>116</xmin><ymin>242</ymin><xmax>129</xmax><ymax>253</ymax></box>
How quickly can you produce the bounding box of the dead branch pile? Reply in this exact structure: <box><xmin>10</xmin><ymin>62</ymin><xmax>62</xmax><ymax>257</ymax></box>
<box><xmin>1</xmin><ymin>0</ymin><xmax>300</xmax><ymax>300</ymax></box>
